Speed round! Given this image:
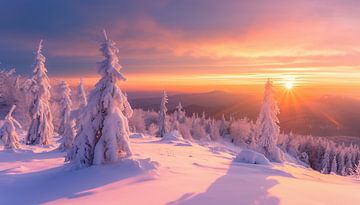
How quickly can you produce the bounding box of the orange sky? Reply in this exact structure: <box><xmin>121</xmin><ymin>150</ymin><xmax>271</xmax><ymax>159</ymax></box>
<box><xmin>4</xmin><ymin>1</ymin><xmax>359</xmax><ymax>98</ymax></box>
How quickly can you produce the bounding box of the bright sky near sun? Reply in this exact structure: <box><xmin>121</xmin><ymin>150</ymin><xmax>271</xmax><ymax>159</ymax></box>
<box><xmin>1</xmin><ymin>0</ymin><xmax>360</xmax><ymax>93</ymax></box>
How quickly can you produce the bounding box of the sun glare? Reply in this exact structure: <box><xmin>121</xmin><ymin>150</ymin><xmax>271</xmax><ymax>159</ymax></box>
<box><xmin>284</xmin><ymin>76</ymin><xmax>295</xmax><ymax>90</ymax></box>
<box><xmin>285</xmin><ymin>81</ymin><xmax>294</xmax><ymax>90</ymax></box>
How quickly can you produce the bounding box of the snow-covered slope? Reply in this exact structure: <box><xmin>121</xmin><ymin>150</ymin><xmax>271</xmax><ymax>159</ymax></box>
<box><xmin>0</xmin><ymin>135</ymin><xmax>359</xmax><ymax>205</ymax></box>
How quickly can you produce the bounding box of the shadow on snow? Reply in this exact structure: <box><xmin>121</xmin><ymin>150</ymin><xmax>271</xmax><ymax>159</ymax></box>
<box><xmin>168</xmin><ymin>162</ymin><xmax>294</xmax><ymax>205</ymax></box>
<box><xmin>0</xmin><ymin>156</ymin><xmax>156</xmax><ymax>205</ymax></box>
<box><xmin>0</xmin><ymin>149</ymin><xmax>64</xmax><ymax>163</ymax></box>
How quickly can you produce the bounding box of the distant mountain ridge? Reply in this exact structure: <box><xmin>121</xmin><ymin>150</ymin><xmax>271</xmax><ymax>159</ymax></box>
<box><xmin>128</xmin><ymin>91</ymin><xmax>360</xmax><ymax>137</ymax></box>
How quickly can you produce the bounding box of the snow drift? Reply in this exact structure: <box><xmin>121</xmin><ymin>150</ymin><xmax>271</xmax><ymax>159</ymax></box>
<box><xmin>234</xmin><ymin>149</ymin><xmax>271</xmax><ymax>165</ymax></box>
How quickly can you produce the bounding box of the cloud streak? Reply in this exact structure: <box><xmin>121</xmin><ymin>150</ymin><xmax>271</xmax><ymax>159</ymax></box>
<box><xmin>0</xmin><ymin>0</ymin><xmax>359</xmax><ymax>92</ymax></box>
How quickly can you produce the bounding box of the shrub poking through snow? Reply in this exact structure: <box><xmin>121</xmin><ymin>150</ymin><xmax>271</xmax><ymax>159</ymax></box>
<box><xmin>26</xmin><ymin>40</ymin><xmax>54</xmax><ymax>145</ymax></box>
<box><xmin>0</xmin><ymin>105</ymin><xmax>21</xmax><ymax>149</ymax></box>
<box><xmin>67</xmin><ymin>31</ymin><xmax>132</xmax><ymax>168</ymax></box>
<box><xmin>157</xmin><ymin>90</ymin><xmax>168</xmax><ymax>138</ymax></box>
<box><xmin>234</xmin><ymin>149</ymin><xmax>271</xmax><ymax>165</ymax></box>
<box><xmin>254</xmin><ymin>79</ymin><xmax>283</xmax><ymax>162</ymax></box>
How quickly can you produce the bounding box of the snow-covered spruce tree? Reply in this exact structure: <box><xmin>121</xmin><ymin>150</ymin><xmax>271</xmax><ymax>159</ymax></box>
<box><xmin>320</xmin><ymin>144</ymin><xmax>331</xmax><ymax>174</ymax></box>
<box><xmin>330</xmin><ymin>155</ymin><xmax>338</xmax><ymax>174</ymax></box>
<box><xmin>77</xmin><ymin>78</ymin><xmax>87</xmax><ymax>108</ymax></box>
<box><xmin>67</xmin><ymin>31</ymin><xmax>132</xmax><ymax>168</ymax></box>
<box><xmin>0</xmin><ymin>69</ymin><xmax>19</xmax><ymax>106</ymax></box>
<box><xmin>72</xmin><ymin>78</ymin><xmax>88</xmax><ymax>135</ymax></box>
<box><xmin>219</xmin><ymin>114</ymin><xmax>229</xmax><ymax>137</ymax></box>
<box><xmin>355</xmin><ymin>161</ymin><xmax>360</xmax><ymax>178</ymax></box>
<box><xmin>207</xmin><ymin>119</ymin><xmax>221</xmax><ymax>141</ymax></box>
<box><xmin>172</xmin><ymin>102</ymin><xmax>186</xmax><ymax>130</ymax></box>
<box><xmin>337</xmin><ymin>149</ymin><xmax>346</xmax><ymax>175</ymax></box>
<box><xmin>345</xmin><ymin>150</ymin><xmax>354</xmax><ymax>175</ymax></box>
<box><xmin>58</xmin><ymin>81</ymin><xmax>72</xmax><ymax>136</ymax></box>
<box><xmin>57</xmin><ymin>80</ymin><xmax>76</xmax><ymax>151</ymax></box>
<box><xmin>190</xmin><ymin>116</ymin><xmax>208</xmax><ymax>140</ymax></box>
<box><xmin>26</xmin><ymin>40</ymin><xmax>54</xmax><ymax>145</ymax></box>
<box><xmin>174</xmin><ymin>102</ymin><xmax>186</xmax><ymax>123</ymax></box>
<box><xmin>157</xmin><ymin>90</ymin><xmax>168</xmax><ymax>138</ymax></box>
<box><xmin>60</xmin><ymin>118</ymin><xmax>76</xmax><ymax>152</ymax></box>
<box><xmin>0</xmin><ymin>105</ymin><xmax>21</xmax><ymax>149</ymax></box>
<box><xmin>128</xmin><ymin>109</ymin><xmax>146</xmax><ymax>133</ymax></box>
<box><xmin>255</xmin><ymin>79</ymin><xmax>283</xmax><ymax>162</ymax></box>
<box><xmin>0</xmin><ymin>69</ymin><xmax>30</xmax><ymax>128</ymax></box>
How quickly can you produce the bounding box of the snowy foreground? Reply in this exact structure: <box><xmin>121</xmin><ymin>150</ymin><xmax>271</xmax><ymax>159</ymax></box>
<box><xmin>0</xmin><ymin>135</ymin><xmax>359</xmax><ymax>205</ymax></box>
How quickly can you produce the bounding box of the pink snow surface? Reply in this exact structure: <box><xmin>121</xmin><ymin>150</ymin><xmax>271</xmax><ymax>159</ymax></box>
<box><xmin>0</xmin><ymin>134</ymin><xmax>359</xmax><ymax>205</ymax></box>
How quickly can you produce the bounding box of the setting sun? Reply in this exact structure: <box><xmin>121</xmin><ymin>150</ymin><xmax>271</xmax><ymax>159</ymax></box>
<box><xmin>284</xmin><ymin>76</ymin><xmax>296</xmax><ymax>90</ymax></box>
<box><xmin>285</xmin><ymin>81</ymin><xmax>294</xmax><ymax>90</ymax></box>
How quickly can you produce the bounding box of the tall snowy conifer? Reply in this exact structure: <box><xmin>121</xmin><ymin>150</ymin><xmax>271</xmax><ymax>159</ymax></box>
<box><xmin>0</xmin><ymin>105</ymin><xmax>21</xmax><ymax>149</ymax></box>
<box><xmin>77</xmin><ymin>78</ymin><xmax>87</xmax><ymax>108</ymax></box>
<box><xmin>355</xmin><ymin>161</ymin><xmax>360</xmax><ymax>178</ymax></box>
<box><xmin>157</xmin><ymin>90</ymin><xmax>168</xmax><ymax>138</ymax></box>
<box><xmin>172</xmin><ymin>102</ymin><xmax>186</xmax><ymax>130</ymax></box>
<box><xmin>219</xmin><ymin>114</ymin><xmax>228</xmax><ymax>137</ymax></box>
<box><xmin>330</xmin><ymin>156</ymin><xmax>338</xmax><ymax>174</ymax></box>
<box><xmin>58</xmin><ymin>81</ymin><xmax>75</xmax><ymax>151</ymax></box>
<box><xmin>321</xmin><ymin>144</ymin><xmax>331</xmax><ymax>174</ymax></box>
<box><xmin>337</xmin><ymin>150</ymin><xmax>346</xmax><ymax>175</ymax></box>
<box><xmin>175</xmin><ymin>102</ymin><xmax>186</xmax><ymax>123</ymax></box>
<box><xmin>26</xmin><ymin>40</ymin><xmax>54</xmax><ymax>145</ymax></box>
<box><xmin>345</xmin><ymin>151</ymin><xmax>354</xmax><ymax>175</ymax></box>
<box><xmin>58</xmin><ymin>81</ymin><xmax>72</xmax><ymax>136</ymax></box>
<box><xmin>72</xmin><ymin>78</ymin><xmax>88</xmax><ymax>135</ymax></box>
<box><xmin>68</xmin><ymin>31</ymin><xmax>132</xmax><ymax>168</ymax></box>
<box><xmin>255</xmin><ymin>79</ymin><xmax>283</xmax><ymax>162</ymax></box>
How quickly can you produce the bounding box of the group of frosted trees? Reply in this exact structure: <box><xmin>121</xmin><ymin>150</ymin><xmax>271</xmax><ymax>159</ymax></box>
<box><xmin>0</xmin><ymin>31</ymin><xmax>134</xmax><ymax>169</ymax></box>
<box><xmin>148</xmin><ymin>79</ymin><xmax>283</xmax><ymax>162</ymax></box>
<box><xmin>0</xmin><ymin>41</ymin><xmax>54</xmax><ymax>148</ymax></box>
<box><xmin>128</xmin><ymin>79</ymin><xmax>360</xmax><ymax>176</ymax></box>
<box><xmin>278</xmin><ymin>133</ymin><xmax>360</xmax><ymax>176</ymax></box>
<box><xmin>0</xmin><ymin>32</ymin><xmax>359</xmax><ymax>175</ymax></box>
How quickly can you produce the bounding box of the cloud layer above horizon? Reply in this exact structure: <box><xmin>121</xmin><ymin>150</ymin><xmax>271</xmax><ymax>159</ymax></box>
<box><xmin>1</xmin><ymin>0</ymin><xmax>360</xmax><ymax>90</ymax></box>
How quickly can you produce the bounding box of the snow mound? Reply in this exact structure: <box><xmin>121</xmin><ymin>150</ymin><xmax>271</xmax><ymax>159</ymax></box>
<box><xmin>160</xmin><ymin>131</ymin><xmax>192</xmax><ymax>146</ymax></box>
<box><xmin>110</xmin><ymin>158</ymin><xmax>159</xmax><ymax>175</ymax></box>
<box><xmin>131</xmin><ymin>157</ymin><xmax>160</xmax><ymax>171</ymax></box>
<box><xmin>234</xmin><ymin>149</ymin><xmax>271</xmax><ymax>165</ymax></box>
<box><xmin>129</xmin><ymin>133</ymin><xmax>146</xmax><ymax>139</ymax></box>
